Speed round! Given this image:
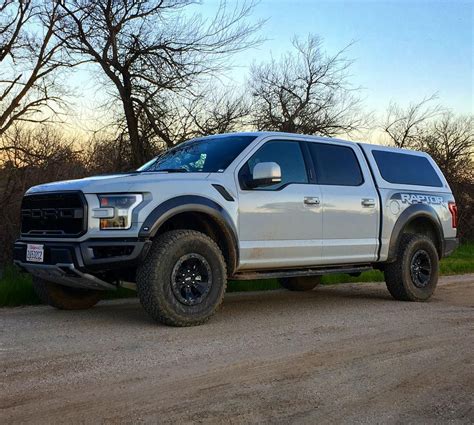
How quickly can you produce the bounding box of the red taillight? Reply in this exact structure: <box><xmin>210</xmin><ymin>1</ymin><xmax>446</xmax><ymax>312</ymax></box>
<box><xmin>448</xmin><ymin>202</ymin><xmax>458</xmax><ymax>228</ymax></box>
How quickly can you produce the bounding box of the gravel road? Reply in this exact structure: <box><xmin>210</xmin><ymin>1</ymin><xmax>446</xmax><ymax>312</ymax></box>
<box><xmin>1</xmin><ymin>275</ymin><xmax>473</xmax><ymax>424</ymax></box>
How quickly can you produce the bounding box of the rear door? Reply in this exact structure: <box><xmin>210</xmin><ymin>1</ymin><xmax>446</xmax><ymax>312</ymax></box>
<box><xmin>307</xmin><ymin>140</ymin><xmax>379</xmax><ymax>264</ymax></box>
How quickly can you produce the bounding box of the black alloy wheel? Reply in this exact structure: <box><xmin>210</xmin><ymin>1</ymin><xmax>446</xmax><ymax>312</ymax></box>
<box><xmin>171</xmin><ymin>253</ymin><xmax>213</xmax><ymax>306</ymax></box>
<box><xmin>410</xmin><ymin>249</ymin><xmax>432</xmax><ymax>288</ymax></box>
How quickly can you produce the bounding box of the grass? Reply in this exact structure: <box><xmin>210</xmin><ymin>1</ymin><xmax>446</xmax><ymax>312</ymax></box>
<box><xmin>1</xmin><ymin>243</ymin><xmax>473</xmax><ymax>307</ymax></box>
<box><xmin>0</xmin><ymin>266</ymin><xmax>41</xmax><ymax>307</ymax></box>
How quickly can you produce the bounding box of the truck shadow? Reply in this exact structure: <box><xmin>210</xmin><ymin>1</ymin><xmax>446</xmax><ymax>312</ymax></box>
<box><xmin>78</xmin><ymin>284</ymin><xmax>395</xmax><ymax>327</ymax></box>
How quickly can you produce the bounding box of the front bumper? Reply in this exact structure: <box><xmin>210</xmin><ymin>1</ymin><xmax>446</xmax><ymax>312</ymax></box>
<box><xmin>14</xmin><ymin>238</ymin><xmax>151</xmax><ymax>290</ymax></box>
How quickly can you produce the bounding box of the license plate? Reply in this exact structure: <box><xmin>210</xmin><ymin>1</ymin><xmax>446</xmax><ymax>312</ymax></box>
<box><xmin>26</xmin><ymin>244</ymin><xmax>44</xmax><ymax>263</ymax></box>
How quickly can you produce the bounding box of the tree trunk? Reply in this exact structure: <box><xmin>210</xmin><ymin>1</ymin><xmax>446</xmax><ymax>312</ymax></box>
<box><xmin>122</xmin><ymin>99</ymin><xmax>144</xmax><ymax>168</ymax></box>
<box><xmin>121</xmin><ymin>75</ymin><xmax>145</xmax><ymax>168</ymax></box>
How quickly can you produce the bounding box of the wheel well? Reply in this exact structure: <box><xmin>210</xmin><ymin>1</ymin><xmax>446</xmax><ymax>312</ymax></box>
<box><xmin>401</xmin><ymin>217</ymin><xmax>442</xmax><ymax>258</ymax></box>
<box><xmin>154</xmin><ymin>211</ymin><xmax>237</xmax><ymax>275</ymax></box>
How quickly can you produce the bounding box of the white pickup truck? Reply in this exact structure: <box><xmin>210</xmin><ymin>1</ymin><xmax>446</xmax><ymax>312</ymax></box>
<box><xmin>14</xmin><ymin>132</ymin><xmax>459</xmax><ymax>326</ymax></box>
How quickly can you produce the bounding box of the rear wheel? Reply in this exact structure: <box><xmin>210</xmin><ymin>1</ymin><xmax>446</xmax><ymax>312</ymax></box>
<box><xmin>384</xmin><ymin>234</ymin><xmax>439</xmax><ymax>301</ymax></box>
<box><xmin>32</xmin><ymin>276</ymin><xmax>102</xmax><ymax>310</ymax></box>
<box><xmin>279</xmin><ymin>275</ymin><xmax>321</xmax><ymax>291</ymax></box>
<box><xmin>137</xmin><ymin>230</ymin><xmax>227</xmax><ymax>327</ymax></box>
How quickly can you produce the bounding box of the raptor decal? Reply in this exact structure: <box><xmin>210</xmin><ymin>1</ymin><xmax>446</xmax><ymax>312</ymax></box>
<box><xmin>390</xmin><ymin>192</ymin><xmax>446</xmax><ymax>205</ymax></box>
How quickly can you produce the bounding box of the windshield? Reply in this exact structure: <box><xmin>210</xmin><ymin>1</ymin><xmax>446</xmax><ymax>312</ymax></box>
<box><xmin>138</xmin><ymin>135</ymin><xmax>256</xmax><ymax>173</ymax></box>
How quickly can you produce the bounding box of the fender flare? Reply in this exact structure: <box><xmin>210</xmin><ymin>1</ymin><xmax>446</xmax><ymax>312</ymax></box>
<box><xmin>139</xmin><ymin>195</ymin><xmax>239</xmax><ymax>271</ymax></box>
<box><xmin>387</xmin><ymin>203</ymin><xmax>444</xmax><ymax>262</ymax></box>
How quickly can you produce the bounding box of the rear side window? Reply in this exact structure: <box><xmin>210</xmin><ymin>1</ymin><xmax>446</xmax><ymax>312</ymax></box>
<box><xmin>372</xmin><ymin>150</ymin><xmax>442</xmax><ymax>187</ymax></box>
<box><xmin>308</xmin><ymin>143</ymin><xmax>363</xmax><ymax>186</ymax></box>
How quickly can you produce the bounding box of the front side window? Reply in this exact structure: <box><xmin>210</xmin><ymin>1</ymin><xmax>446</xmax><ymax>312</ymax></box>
<box><xmin>372</xmin><ymin>150</ymin><xmax>443</xmax><ymax>187</ymax></box>
<box><xmin>239</xmin><ymin>140</ymin><xmax>308</xmax><ymax>190</ymax></box>
<box><xmin>308</xmin><ymin>143</ymin><xmax>363</xmax><ymax>186</ymax></box>
<box><xmin>139</xmin><ymin>135</ymin><xmax>256</xmax><ymax>173</ymax></box>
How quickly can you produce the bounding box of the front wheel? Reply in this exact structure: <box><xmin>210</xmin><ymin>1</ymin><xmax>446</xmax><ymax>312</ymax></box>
<box><xmin>32</xmin><ymin>276</ymin><xmax>102</xmax><ymax>310</ymax></box>
<box><xmin>136</xmin><ymin>230</ymin><xmax>227</xmax><ymax>327</ymax></box>
<box><xmin>384</xmin><ymin>234</ymin><xmax>439</xmax><ymax>301</ymax></box>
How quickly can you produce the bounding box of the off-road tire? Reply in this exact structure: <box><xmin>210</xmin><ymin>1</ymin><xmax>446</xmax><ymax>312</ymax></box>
<box><xmin>384</xmin><ymin>233</ymin><xmax>439</xmax><ymax>301</ymax></box>
<box><xmin>279</xmin><ymin>276</ymin><xmax>321</xmax><ymax>291</ymax></box>
<box><xmin>32</xmin><ymin>276</ymin><xmax>102</xmax><ymax>310</ymax></box>
<box><xmin>136</xmin><ymin>230</ymin><xmax>227</xmax><ymax>327</ymax></box>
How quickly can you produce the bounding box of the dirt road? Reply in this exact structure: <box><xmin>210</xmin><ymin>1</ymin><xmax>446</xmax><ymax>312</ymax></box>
<box><xmin>1</xmin><ymin>275</ymin><xmax>473</xmax><ymax>424</ymax></box>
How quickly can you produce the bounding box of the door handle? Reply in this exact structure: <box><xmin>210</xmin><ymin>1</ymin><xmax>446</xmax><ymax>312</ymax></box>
<box><xmin>361</xmin><ymin>198</ymin><xmax>376</xmax><ymax>208</ymax></box>
<box><xmin>304</xmin><ymin>197</ymin><xmax>320</xmax><ymax>206</ymax></box>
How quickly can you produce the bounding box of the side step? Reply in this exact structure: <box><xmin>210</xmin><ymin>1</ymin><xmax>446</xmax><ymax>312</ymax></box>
<box><xmin>231</xmin><ymin>265</ymin><xmax>373</xmax><ymax>281</ymax></box>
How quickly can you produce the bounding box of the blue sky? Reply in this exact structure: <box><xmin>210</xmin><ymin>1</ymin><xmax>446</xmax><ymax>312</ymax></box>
<box><xmin>223</xmin><ymin>0</ymin><xmax>473</xmax><ymax>114</ymax></box>
<box><xmin>71</xmin><ymin>0</ymin><xmax>473</xmax><ymax>136</ymax></box>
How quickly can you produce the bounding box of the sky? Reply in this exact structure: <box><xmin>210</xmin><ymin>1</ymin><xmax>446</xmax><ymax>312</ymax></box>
<box><xmin>70</xmin><ymin>0</ymin><xmax>473</xmax><ymax>139</ymax></box>
<box><xmin>228</xmin><ymin>0</ymin><xmax>473</xmax><ymax>114</ymax></box>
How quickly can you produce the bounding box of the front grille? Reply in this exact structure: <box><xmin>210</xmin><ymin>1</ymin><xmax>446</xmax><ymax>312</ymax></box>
<box><xmin>21</xmin><ymin>192</ymin><xmax>86</xmax><ymax>238</ymax></box>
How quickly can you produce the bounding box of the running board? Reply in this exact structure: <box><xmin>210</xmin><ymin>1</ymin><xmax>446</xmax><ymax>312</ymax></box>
<box><xmin>231</xmin><ymin>265</ymin><xmax>372</xmax><ymax>281</ymax></box>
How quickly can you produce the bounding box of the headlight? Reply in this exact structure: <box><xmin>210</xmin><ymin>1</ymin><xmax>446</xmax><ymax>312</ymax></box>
<box><xmin>93</xmin><ymin>194</ymin><xmax>143</xmax><ymax>230</ymax></box>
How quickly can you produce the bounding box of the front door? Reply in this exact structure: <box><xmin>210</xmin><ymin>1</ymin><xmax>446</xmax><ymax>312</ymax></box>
<box><xmin>237</xmin><ymin>139</ymin><xmax>323</xmax><ymax>270</ymax></box>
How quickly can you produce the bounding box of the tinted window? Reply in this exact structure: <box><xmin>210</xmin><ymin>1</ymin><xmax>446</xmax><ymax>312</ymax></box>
<box><xmin>139</xmin><ymin>135</ymin><xmax>256</xmax><ymax>173</ymax></box>
<box><xmin>239</xmin><ymin>141</ymin><xmax>308</xmax><ymax>190</ymax></box>
<box><xmin>308</xmin><ymin>143</ymin><xmax>363</xmax><ymax>186</ymax></box>
<box><xmin>372</xmin><ymin>150</ymin><xmax>442</xmax><ymax>187</ymax></box>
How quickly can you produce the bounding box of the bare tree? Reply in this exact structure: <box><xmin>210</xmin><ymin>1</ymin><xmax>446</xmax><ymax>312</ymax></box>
<box><xmin>143</xmin><ymin>87</ymin><xmax>250</xmax><ymax>145</ymax></box>
<box><xmin>83</xmin><ymin>132</ymin><xmax>134</xmax><ymax>173</ymax></box>
<box><xmin>423</xmin><ymin>113</ymin><xmax>474</xmax><ymax>240</ymax></box>
<box><xmin>248</xmin><ymin>35</ymin><xmax>364</xmax><ymax>136</ymax></box>
<box><xmin>382</xmin><ymin>95</ymin><xmax>444</xmax><ymax>148</ymax></box>
<box><xmin>0</xmin><ymin>0</ymin><xmax>69</xmax><ymax>137</ymax></box>
<box><xmin>420</xmin><ymin>113</ymin><xmax>473</xmax><ymax>182</ymax></box>
<box><xmin>56</xmin><ymin>0</ymin><xmax>261</xmax><ymax>167</ymax></box>
<box><xmin>183</xmin><ymin>89</ymin><xmax>250</xmax><ymax>136</ymax></box>
<box><xmin>93</xmin><ymin>85</ymin><xmax>250</xmax><ymax>172</ymax></box>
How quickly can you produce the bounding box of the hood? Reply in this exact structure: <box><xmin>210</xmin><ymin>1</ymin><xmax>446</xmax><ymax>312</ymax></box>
<box><xmin>26</xmin><ymin>172</ymin><xmax>211</xmax><ymax>195</ymax></box>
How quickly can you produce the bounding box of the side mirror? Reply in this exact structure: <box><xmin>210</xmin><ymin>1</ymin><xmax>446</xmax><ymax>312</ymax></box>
<box><xmin>251</xmin><ymin>162</ymin><xmax>282</xmax><ymax>187</ymax></box>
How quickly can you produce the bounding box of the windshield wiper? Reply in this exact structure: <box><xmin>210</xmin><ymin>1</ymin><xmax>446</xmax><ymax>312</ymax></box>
<box><xmin>150</xmin><ymin>168</ymin><xmax>188</xmax><ymax>173</ymax></box>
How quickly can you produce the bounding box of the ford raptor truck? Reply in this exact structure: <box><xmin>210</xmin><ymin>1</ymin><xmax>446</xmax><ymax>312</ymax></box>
<box><xmin>14</xmin><ymin>132</ymin><xmax>459</xmax><ymax>326</ymax></box>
